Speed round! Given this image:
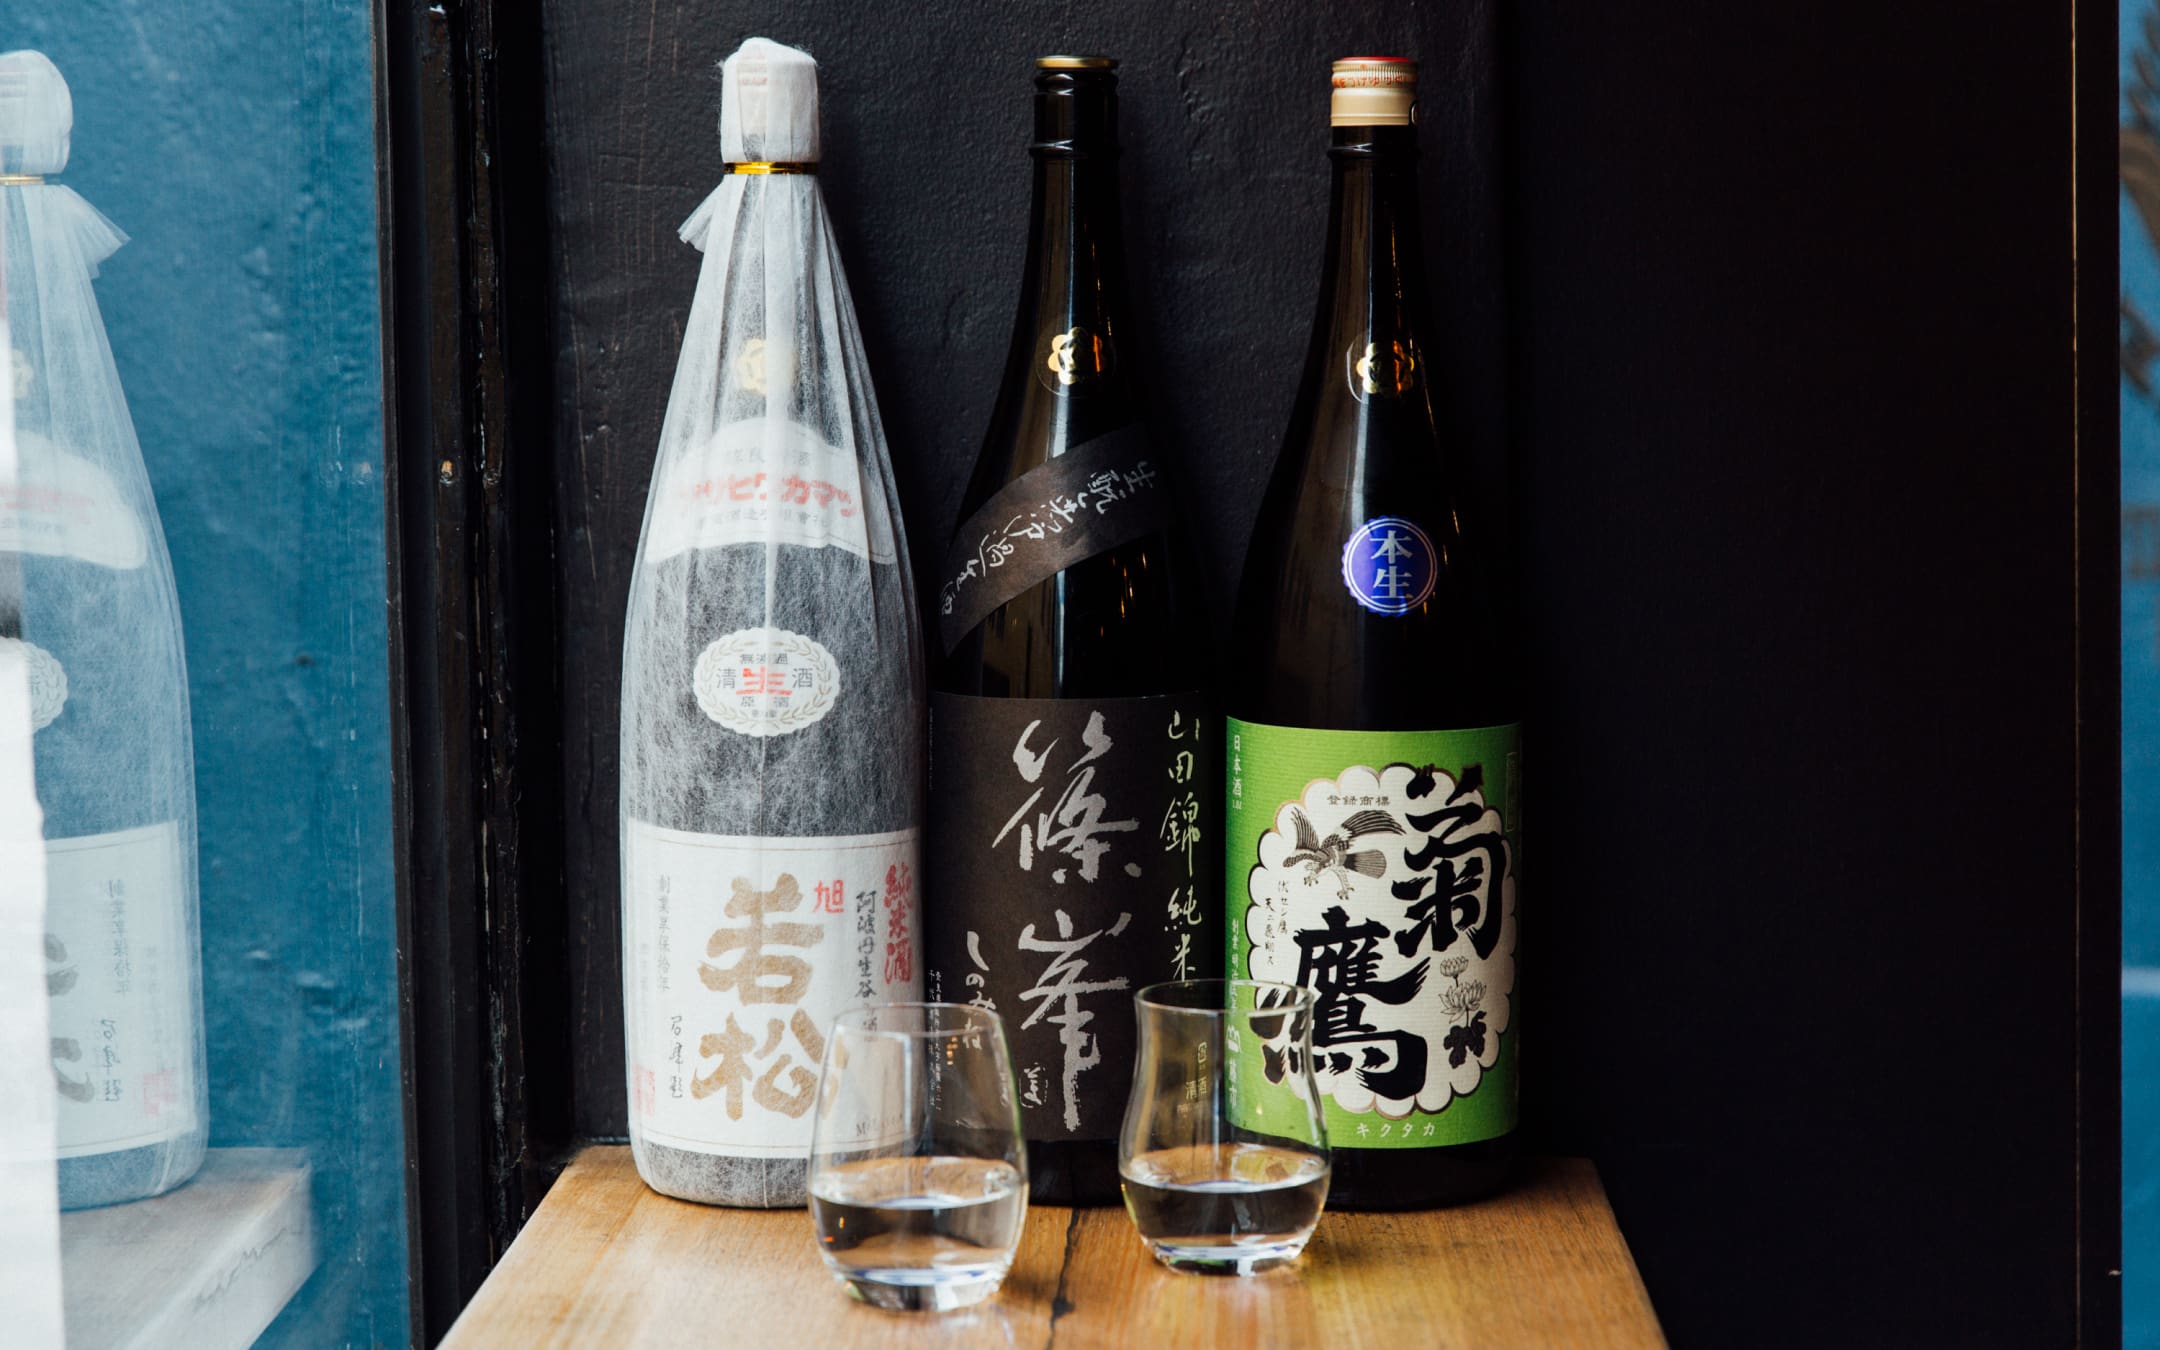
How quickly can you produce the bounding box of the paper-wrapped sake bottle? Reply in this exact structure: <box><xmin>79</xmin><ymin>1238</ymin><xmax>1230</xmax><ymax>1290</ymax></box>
<box><xmin>619</xmin><ymin>38</ymin><xmax>925</xmax><ymax>1207</ymax></box>
<box><xmin>1</xmin><ymin>50</ymin><xmax>207</xmax><ymax>1209</ymax></box>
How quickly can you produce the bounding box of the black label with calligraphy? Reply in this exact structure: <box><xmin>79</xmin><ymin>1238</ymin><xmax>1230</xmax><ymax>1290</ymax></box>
<box><xmin>934</xmin><ymin>424</ymin><xmax>1170</xmax><ymax>655</ymax></box>
<box><xmin>925</xmin><ymin>690</ymin><xmax>1221</xmax><ymax>1141</ymax></box>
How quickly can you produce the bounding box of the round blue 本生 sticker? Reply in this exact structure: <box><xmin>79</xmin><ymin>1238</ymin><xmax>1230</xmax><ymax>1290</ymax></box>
<box><xmin>1340</xmin><ymin>516</ymin><xmax>1438</xmax><ymax>615</ymax></box>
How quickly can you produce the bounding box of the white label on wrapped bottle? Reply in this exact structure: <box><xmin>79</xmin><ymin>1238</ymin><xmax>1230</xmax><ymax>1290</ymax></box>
<box><xmin>0</xmin><ymin>638</ymin><xmax>68</xmax><ymax>731</ymax></box>
<box><xmin>43</xmin><ymin>822</ymin><xmax>199</xmax><ymax>1157</ymax></box>
<box><xmin>693</xmin><ymin>628</ymin><xmax>841</xmax><ymax>736</ymax></box>
<box><xmin>642</xmin><ymin>419</ymin><xmax>899</xmax><ymax>566</ymax></box>
<box><xmin>623</xmin><ymin>819</ymin><xmax>922</xmax><ymax>1156</ymax></box>
<box><xmin>0</xmin><ymin>439</ymin><xmax>150</xmax><ymax>571</ymax></box>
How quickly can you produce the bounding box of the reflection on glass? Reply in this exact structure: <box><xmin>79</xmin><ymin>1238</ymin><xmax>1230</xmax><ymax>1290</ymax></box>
<box><xmin>4</xmin><ymin>15</ymin><xmax>402</xmax><ymax>1342</ymax></box>
<box><xmin>0</xmin><ymin>82</ymin><xmax>66</xmax><ymax>1350</ymax></box>
<box><xmin>1</xmin><ymin>49</ymin><xmax>207</xmax><ymax>1212</ymax></box>
<box><xmin>2127</xmin><ymin>6</ymin><xmax>2160</xmax><ymax>1341</ymax></box>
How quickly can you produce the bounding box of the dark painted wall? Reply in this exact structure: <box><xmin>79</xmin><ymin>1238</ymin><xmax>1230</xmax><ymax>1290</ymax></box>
<box><xmin>531</xmin><ymin>2</ymin><xmax>2105</xmax><ymax>1344</ymax></box>
<box><xmin>1508</xmin><ymin>7</ymin><xmax>2100</xmax><ymax>1345</ymax></box>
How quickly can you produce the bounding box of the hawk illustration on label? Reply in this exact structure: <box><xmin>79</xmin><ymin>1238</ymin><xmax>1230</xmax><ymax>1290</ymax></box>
<box><xmin>1281</xmin><ymin>806</ymin><xmax>1402</xmax><ymax>899</ymax></box>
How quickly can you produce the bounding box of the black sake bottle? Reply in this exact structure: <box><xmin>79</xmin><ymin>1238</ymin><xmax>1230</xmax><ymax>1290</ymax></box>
<box><xmin>926</xmin><ymin>56</ymin><xmax>1218</xmax><ymax>1206</ymax></box>
<box><xmin>1225</xmin><ymin>57</ymin><xmax>1521</xmax><ymax>1209</ymax></box>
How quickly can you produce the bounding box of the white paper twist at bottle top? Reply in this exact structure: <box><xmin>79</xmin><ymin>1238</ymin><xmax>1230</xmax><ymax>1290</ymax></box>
<box><xmin>663</xmin><ymin>35</ymin><xmax>896</xmax><ymax>562</ymax></box>
<box><xmin>719</xmin><ymin>37</ymin><xmax>819</xmax><ymax>165</ymax></box>
<box><xmin>0</xmin><ymin>50</ymin><xmax>70</xmax><ymax>176</ymax></box>
<box><xmin>0</xmin><ymin>52</ymin><xmax>124</xmax><ymax>279</ymax></box>
<box><xmin>1</xmin><ymin>50</ymin><xmax>143</xmax><ymax>568</ymax></box>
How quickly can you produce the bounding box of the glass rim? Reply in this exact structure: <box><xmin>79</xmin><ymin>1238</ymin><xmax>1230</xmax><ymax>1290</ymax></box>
<box><xmin>1134</xmin><ymin>978</ymin><xmax>1314</xmax><ymax>1016</ymax></box>
<box><xmin>828</xmin><ymin>1000</ymin><xmax>1007</xmax><ymax>1040</ymax></box>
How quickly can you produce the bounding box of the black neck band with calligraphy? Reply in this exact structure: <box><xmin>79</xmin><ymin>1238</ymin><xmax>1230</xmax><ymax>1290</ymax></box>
<box><xmin>935</xmin><ymin>424</ymin><xmax>1170</xmax><ymax>654</ymax></box>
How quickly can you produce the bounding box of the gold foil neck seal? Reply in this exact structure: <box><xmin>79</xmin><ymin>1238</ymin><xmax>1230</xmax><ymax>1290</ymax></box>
<box><xmin>1038</xmin><ymin>55</ymin><xmax>1116</xmax><ymax>71</ymax></box>
<box><xmin>1331</xmin><ymin>56</ymin><xmax>1416</xmax><ymax>127</ymax></box>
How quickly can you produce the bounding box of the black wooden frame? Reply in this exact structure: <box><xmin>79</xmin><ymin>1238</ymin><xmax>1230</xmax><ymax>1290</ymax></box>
<box><xmin>375</xmin><ymin>1</ymin><xmax>571</xmax><ymax>1342</ymax></box>
<box><xmin>2076</xmin><ymin>0</ymin><xmax>2123</xmax><ymax>1339</ymax></box>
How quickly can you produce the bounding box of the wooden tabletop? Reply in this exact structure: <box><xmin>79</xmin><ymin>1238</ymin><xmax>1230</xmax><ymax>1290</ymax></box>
<box><xmin>443</xmin><ymin>1146</ymin><xmax>1664</xmax><ymax>1349</ymax></box>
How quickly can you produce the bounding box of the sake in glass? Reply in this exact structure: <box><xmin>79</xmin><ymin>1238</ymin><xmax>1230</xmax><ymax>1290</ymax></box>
<box><xmin>807</xmin><ymin>1003</ymin><xmax>1028</xmax><ymax>1310</ymax></box>
<box><xmin>1118</xmin><ymin>980</ymin><xmax>1331</xmax><ymax>1275</ymax></box>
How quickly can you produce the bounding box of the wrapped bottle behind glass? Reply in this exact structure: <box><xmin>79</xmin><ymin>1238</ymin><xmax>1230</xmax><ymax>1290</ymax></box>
<box><xmin>619</xmin><ymin>37</ymin><xmax>925</xmax><ymax>1207</ymax></box>
<box><xmin>0</xmin><ymin>50</ymin><xmax>207</xmax><ymax>1208</ymax></box>
<box><xmin>1226</xmin><ymin>58</ymin><xmax>1521</xmax><ymax>1209</ymax></box>
<box><xmin>924</xmin><ymin>57</ymin><xmax>1219</xmax><ymax>1206</ymax></box>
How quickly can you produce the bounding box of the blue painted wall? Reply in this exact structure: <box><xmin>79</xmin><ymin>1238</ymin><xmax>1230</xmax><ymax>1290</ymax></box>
<box><xmin>15</xmin><ymin>4</ymin><xmax>404</xmax><ymax>1345</ymax></box>
<box><xmin>2124</xmin><ymin>4</ymin><xmax>2160</xmax><ymax>1340</ymax></box>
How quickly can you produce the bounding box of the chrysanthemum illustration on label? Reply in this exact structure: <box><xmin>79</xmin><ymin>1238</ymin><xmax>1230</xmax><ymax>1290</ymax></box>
<box><xmin>1244</xmin><ymin>761</ymin><xmax>1515</xmax><ymax>1118</ymax></box>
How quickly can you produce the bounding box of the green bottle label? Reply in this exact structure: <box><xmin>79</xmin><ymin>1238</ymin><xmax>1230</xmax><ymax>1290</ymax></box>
<box><xmin>1226</xmin><ymin>719</ymin><xmax>1521</xmax><ymax>1150</ymax></box>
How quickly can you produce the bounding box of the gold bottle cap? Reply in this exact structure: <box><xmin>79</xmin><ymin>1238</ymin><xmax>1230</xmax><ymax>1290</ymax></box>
<box><xmin>1038</xmin><ymin>55</ymin><xmax>1116</xmax><ymax>71</ymax></box>
<box><xmin>1331</xmin><ymin>56</ymin><xmax>1416</xmax><ymax>127</ymax></box>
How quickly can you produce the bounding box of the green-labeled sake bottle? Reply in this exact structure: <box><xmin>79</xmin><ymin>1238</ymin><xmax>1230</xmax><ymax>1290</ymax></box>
<box><xmin>1226</xmin><ymin>56</ymin><xmax>1520</xmax><ymax>1209</ymax></box>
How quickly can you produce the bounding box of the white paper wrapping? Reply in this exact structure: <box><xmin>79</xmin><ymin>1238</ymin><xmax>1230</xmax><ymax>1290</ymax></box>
<box><xmin>620</xmin><ymin>38</ymin><xmax>925</xmax><ymax>1207</ymax></box>
<box><xmin>1</xmin><ymin>49</ymin><xmax>207</xmax><ymax>1209</ymax></box>
<box><xmin>0</xmin><ymin>142</ymin><xmax>65</xmax><ymax>1350</ymax></box>
<box><xmin>718</xmin><ymin>37</ymin><xmax>821</xmax><ymax>165</ymax></box>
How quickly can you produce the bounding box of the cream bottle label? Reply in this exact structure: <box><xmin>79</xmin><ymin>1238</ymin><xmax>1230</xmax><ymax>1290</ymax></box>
<box><xmin>622</xmin><ymin>820</ymin><xmax>921</xmax><ymax>1156</ymax></box>
<box><xmin>44</xmin><ymin>822</ymin><xmax>198</xmax><ymax>1156</ymax></box>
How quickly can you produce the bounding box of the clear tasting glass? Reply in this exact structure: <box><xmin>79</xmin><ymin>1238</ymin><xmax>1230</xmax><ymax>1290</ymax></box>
<box><xmin>807</xmin><ymin>1003</ymin><xmax>1028</xmax><ymax>1311</ymax></box>
<box><xmin>1118</xmin><ymin>979</ymin><xmax>1331</xmax><ymax>1275</ymax></box>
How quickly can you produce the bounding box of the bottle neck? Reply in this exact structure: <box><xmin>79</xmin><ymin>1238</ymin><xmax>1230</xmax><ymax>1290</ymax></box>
<box><xmin>1017</xmin><ymin>146</ymin><xmax>1131</xmax><ymax>380</ymax></box>
<box><xmin>1314</xmin><ymin>124</ymin><xmax>1432</xmax><ymax>391</ymax></box>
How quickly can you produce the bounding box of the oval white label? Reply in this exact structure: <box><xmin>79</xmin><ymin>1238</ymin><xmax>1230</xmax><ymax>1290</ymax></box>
<box><xmin>0</xmin><ymin>636</ymin><xmax>69</xmax><ymax>731</ymax></box>
<box><xmin>692</xmin><ymin>628</ymin><xmax>841</xmax><ymax>736</ymax></box>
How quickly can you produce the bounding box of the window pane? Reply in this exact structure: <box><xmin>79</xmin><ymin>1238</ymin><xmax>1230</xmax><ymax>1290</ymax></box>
<box><xmin>2125</xmin><ymin>3</ymin><xmax>2160</xmax><ymax>1340</ymax></box>
<box><xmin>5</xmin><ymin>4</ymin><xmax>406</xmax><ymax>1345</ymax></box>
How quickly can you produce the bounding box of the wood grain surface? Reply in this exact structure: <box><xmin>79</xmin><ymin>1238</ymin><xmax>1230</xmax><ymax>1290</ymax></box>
<box><xmin>442</xmin><ymin>1146</ymin><xmax>1661</xmax><ymax>1349</ymax></box>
